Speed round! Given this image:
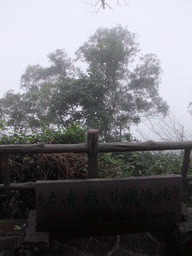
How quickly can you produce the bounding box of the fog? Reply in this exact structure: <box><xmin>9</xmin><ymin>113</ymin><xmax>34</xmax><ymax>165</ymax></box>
<box><xmin>1</xmin><ymin>0</ymin><xmax>192</xmax><ymax>141</ymax></box>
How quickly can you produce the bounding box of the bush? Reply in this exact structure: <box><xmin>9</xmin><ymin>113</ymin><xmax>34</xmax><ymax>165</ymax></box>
<box><xmin>98</xmin><ymin>151</ymin><xmax>183</xmax><ymax>178</ymax></box>
<box><xmin>0</xmin><ymin>123</ymin><xmax>188</xmax><ymax>218</ymax></box>
<box><xmin>0</xmin><ymin>123</ymin><xmax>87</xmax><ymax>219</ymax></box>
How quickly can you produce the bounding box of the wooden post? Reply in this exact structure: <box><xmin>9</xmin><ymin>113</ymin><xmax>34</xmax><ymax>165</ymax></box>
<box><xmin>181</xmin><ymin>149</ymin><xmax>191</xmax><ymax>195</ymax></box>
<box><xmin>87</xmin><ymin>129</ymin><xmax>98</xmax><ymax>178</ymax></box>
<box><xmin>181</xmin><ymin>149</ymin><xmax>191</xmax><ymax>178</ymax></box>
<box><xmin>0</xmin><ymin>154</ymin><xmax>11</xmax><ymax>186</ymax></box>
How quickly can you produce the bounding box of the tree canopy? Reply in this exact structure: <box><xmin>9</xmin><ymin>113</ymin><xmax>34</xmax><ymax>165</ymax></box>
<box><xmin>0</xmin><ymin>25</ymin><xmax>169</xmax><ymax>141</ymax></box>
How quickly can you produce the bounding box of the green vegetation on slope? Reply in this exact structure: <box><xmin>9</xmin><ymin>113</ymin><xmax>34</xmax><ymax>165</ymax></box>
<box><xmin>0</xmin><ymin>124</ymin><xmax>189</xmax><ymax>219</ymax></box>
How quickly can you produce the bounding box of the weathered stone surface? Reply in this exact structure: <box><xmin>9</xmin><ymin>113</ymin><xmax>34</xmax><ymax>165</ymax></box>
<box><xmin>15</xmin><ymin>210</ymin><xmax>171</xmax><ymax>256</ymax></box>
<box><xmin>18</xmin><ymin>210</ymin><xmax>49</xmax><ymax>244</ymax></box>
<box><xmin>15</xmin><ymin>210</ymin><xmax>49</xmax><ymax>255</ymax></box>
<box><xmin>36</xmin><ymin>175</ymin><xmax>182</xmax><ymax>239</ymax></box>
<box><xmin>167</xmin><ymin>203</ymin><xmax>192</xmax><ymax>256</ymax></box>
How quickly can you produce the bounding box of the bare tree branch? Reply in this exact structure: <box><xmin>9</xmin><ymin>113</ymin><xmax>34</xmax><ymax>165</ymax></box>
<box><xmin>116</xmin><ymin>0</ymin><xmax>130</xmax><ymax>7</ymax></box>
<box><xmin>101</xmin><ymin>0</ymin><xmax>105</xmax><ymax>9</ymax></box>
<box><xmin>81</xmin><ymin>0</ymin><xmax>129</xmax><ymax>13</ymax></box>
<box><xmin>136</xmin><ymin>112</ymin><xmax>188</xmax><ymax>142</ymax></box>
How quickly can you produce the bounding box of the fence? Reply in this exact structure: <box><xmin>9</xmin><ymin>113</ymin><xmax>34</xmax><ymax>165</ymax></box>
<box><xmin>0</xmin><ymin>129</ymin><xmax>192</xmax><ymax>191</ymax></box>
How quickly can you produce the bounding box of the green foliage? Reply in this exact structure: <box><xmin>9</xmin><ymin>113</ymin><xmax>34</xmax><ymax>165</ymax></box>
<box><xmin>0</xmin><ymin>120</ymin><xmax>7</xmax><ymax>131</ymax></box>
<box><xmin>98</xmin><ymin>150</ymin><xmax>183</xmax><ymax>179</ymax></box>
<box><xmin>0</xmin><ymin>26</ymin><xmax>169</xmax><ymax>141</ymax></box>
<box><xmin>0</xmin><ymin>123</ymin><xmax>189</xmax><ymax>219</ymax></box>
<box><xmin>0</xmin><ymin>122</ymin><xmax>86</xmax><ymax>145</ymax></box>
<box><xmin>0</xmin><ymin>123</ymin><xmax>87</xmax><ymax>219</ymax></box>
<box><xmin>0</xmin><ymin>123</ymin><xmax>188</xmax><ymax>219</ymax></box>
<box><xmin>75</xmin><ymin>25</ymin><xmax>169</xmax><ymax>140</ymax></box>
<box><xmin>0</xmin><ymin>24</ymin><xmax>187</xmax><ymax>216</ymax></box>
<box><xmin>17</xmin><ymin>242</ymin><xmax>42</xmax><ymax>256</ymax></box>
<box><xmin>97</xmin><ymin>133</ymin><xmax>183</xmax><ymax>178</ymax></box>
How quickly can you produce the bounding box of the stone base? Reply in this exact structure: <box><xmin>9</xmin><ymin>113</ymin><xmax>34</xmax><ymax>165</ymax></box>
<box><xmin>15</xmin><ymin>210</ymin><xmax>49</xmax><ymax>255</ymax></box>
<box><xmin>14</xmin><ymin>203</ymin><xmax>192</xmax><ymax>256</ymax></box>
<box><xmin>164</xmin><ymin>203</ymin><xmax>192</xmax><ymax>256</ymax></box>
<box><xmin>15</xmin><ymin>209</ymin><xmax>169</xmax><ymax>256</ymax></box>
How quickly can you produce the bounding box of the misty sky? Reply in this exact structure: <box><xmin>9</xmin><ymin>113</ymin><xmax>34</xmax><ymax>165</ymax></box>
<box><xmin>1</xmin><ymin>0</ymin><xmax>192</xmax><ymax>140</ymax></box>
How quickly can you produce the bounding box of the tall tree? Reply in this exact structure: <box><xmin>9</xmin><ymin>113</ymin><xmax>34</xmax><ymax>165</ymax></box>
<box><xmin>20</xmin><ymin>49</ymin><xmax>74</xmax><ymax>90</ymax></box>
<box><xmin>0</xmin><ymin>26</ymin><xmax>169</xmax><ymax>141</ymax></box>
<box><xmin>21</xmin><ymin>49</ymin><xmax>75</xmax><ymax>129</ymax></box>
<box><xmin>0</xmin><ymin>49</ymin><xmax>75</xmax><ymax>131</ymax></box>
<box><xmin>75</xmin><ymin>25</ymin><xmax>169</xmax><ymax>140</ymax></box>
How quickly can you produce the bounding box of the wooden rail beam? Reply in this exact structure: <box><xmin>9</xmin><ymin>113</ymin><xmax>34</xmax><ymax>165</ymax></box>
<box><xmin>0</xmin><ymin>143</ymin><xmax>88</xmax><ymax>155</ymax></box>
<box><xmin>0</xmin><ymin>181</ymin><xmax>35</xmax><ymax>190</ymax></box>
<box><xmin>1</xmin><ymin>141</ymin><xmax>192</xmax><ymax>155</ymax></box>
<box><xmin>98</xmin><ymin>141</ymin><xmax>192</xmax><ymax>152</ymax></box>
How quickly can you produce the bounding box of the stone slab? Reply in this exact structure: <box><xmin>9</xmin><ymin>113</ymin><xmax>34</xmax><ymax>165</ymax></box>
<box><xmin>15</xmin><ymin>209</ymin><xmax>171</xmax><ymax>256</ymax></box>
<box><xmin>36</xmin><ymin>175</ymin><xmax>182</xmax><ymax>239</ymax></box>
<box><xmin>164</xmin><ymin>203</ymin><xmax>192</xmax><ymax>255</ymax></box>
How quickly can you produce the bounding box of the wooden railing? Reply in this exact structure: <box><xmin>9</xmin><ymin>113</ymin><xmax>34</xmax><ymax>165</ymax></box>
<box><xmin>0</xmin><ymin>129</ymin><xmax>191</xmax><ymax>191</ymax></box>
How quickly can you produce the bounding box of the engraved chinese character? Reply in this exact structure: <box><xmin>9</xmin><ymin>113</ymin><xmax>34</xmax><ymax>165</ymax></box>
<box><xmin>140</xmin><ymin>187</ymin><xmax>154</xmax><ymax>203</ymax></box>
<box><xmin>65</xmin><ymin>190</ymin><xmax>79</xmax><ymax>209</ymax></box>
<box><xmin>107</xmin><ymin>190</ymin><xmax>123</xmax><ymax>205</ymax></box>
<box><xmin>155</xmin><ymin>186</ymin><xmax>171</xmax><ymax>202</ymax></box>
<box><xmin>42</xmin><ymin>191</ymin><xmax>61</xmax><ymax>210</ymax></box>
<box><xmin>84</xmin><ymin>191</ymin><xmax>99</xmax><ymax>207</ymax></box>
<box><xmin>125</xmin><ymin>189</ymin><xmax>139</xmax><ymax>207</ymax></box>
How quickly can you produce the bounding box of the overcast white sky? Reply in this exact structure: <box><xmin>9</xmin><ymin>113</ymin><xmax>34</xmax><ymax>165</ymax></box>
<box><xmin>1</xmin><ymin>0</ymin><xmax>192</xmax><ymax>140</ymax></box>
